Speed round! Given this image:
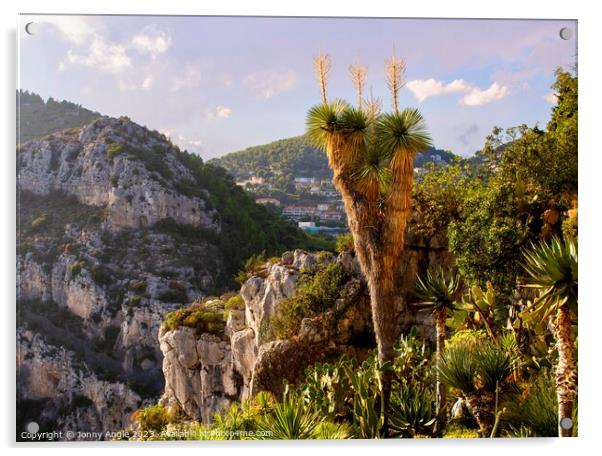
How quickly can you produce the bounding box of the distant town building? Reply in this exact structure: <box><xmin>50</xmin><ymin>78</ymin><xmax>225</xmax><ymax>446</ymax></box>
<box><xmin>255</xmin><ymin>197</ymin><xmax>281</xmax><ymax>206</ymax></box>
<box><xmin>236</xmin><ymin>176</ymin><xmax>264</xmax><ymax>187</ymax></box>
<box><xmin>294</xmin><ymin>177</ymin><xmax>316</xmax><ymax>184</ymax></box>
<box><xmin>298</xmin><ymin>221</ymin><xmax>316</xmax><ymax>228</ymax></box>
<box><xmin>282</xmin><ymin>205</ymin><xmax>318</xmax><ymax>218</ymax></box>
<box><xmin>309</xmin><ymin>186</ymin><xmax>321</xmax><ymax>194</ymax></box>
<box><xmin>317</xmin><ymin>204</ymin><xmax>330</xmax><ymax>211</ymax></box>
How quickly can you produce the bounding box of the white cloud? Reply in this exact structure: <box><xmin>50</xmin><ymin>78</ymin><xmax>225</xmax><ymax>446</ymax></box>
<box><xmin>544</xmin><ymin>92</ymin><xmax>558</xmax><ymax>104</ymax></box>
<box><xmin>406</xmin><ymin>78</ymin><xmax>471</xmax><ymax>102</ymax></box>
<box><xmin>171</xmin><ymin>64</ymin><xmax>202</xmax><ymax>91</ymax></box>
<box><xmin>206</xmin><ymin>106</ymin><xmax>232</xmax><ymax>120</ymax></box>
<box><xmin>66</xmin><ymin>36</ymin><xmax>131</xmax><ymax>73</ymax></box>
<box><xmin>118</xmin><ymin>75</ymin><xmax>153</xmax><ymax>92</ymax></box>
<box><xmin>36</xmin><ymin>16</ymin><xmax>96</xmax><ymax>44</ymax></box>
<box><xmin>461</xmin><ymin>82</ymin><xmax>510</xmax><ymax>106</ymax></box>
<box><xmin>131</xmin><ymin>24</ymin><xmax>172</xmax><ymax>57</ymax></box>
<box><xmin>243</xmin><ymin>70</ymin><xmax>298</xmax><ymax>99</ymax></box>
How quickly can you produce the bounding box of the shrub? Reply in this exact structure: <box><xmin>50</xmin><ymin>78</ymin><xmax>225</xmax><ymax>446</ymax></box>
<box><xmin>110</xmin><ymin>175</ymin><xmax>119</xmax><ymax>187</ymax></box>
<box><xmin>256</xmin><ymin>390</ymin><xmax>322</xmax><ymax>440</ymax></box>
<box><xmin>127</xmin><ymin>296</ymin><xmax>142</xmax><ymax>307</ymax></box>
<box><xmin>128</xmin><ymin>279</ymin><xmax>147</xmax><ymax>293</ymax></box>
<box><xmin>224</xmin><ymin>294</ymin><xmax>245</xmax><ymax>313</ymax></box>
<box><xmin>518</xmin><ymin>370</ymin><xmax>557</xmax><ymax>436</ymax></box>
<box><xmin>163</xmin><ymin>299</ymin><xmax>225</xmax><ymax>334</ymax></box>
<box><xmin>30</xmin><ymin>214</ymin><xmax>48</xmax><ymax>230</ymax></box>
<box><xmin>270</xmin><ymin>262</ymin><xmax>349</xmax><ymax>340</ymax></box>
<box><xmin>335</xmin><ymin>233</ymin><xmax>354</xmax><ymax>254</ymax></box>
<box><xmin>158</xmin><ymin>281</ymin><xmax>188</xmax><ymax>303</ymax></box>
<box><xmin>107</xmin><ymin>142</ymin><xmax>124</xmax><ymax>159</ymax></box>
<box><xmin>132</xmin><ymin>404</ymin><xmax>173</xmax><ymax>432</ymax></box>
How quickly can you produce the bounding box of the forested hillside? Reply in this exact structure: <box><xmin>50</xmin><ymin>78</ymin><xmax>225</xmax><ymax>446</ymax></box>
<box><xmin>17</xmin><ymin>90</ymin><xmax>101</xmax><ymax>144</ymax></box>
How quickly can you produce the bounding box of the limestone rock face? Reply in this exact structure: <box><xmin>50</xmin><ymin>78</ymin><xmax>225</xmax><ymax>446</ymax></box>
<box><xmin>17</xmin><ymin>115</ymin><xmax>228</xmax><ymax>436</ymax></box>
<box><xmin>18</xmin><ymin>117</ymin><xmax>219</xmax><ymax>231</ymax></box>
<box><xmin>159</xmin><ymin>327</ymin><xmax>243</xmax><ymax>422</ymax></box>
<box><xmin>16</xmin><ymin>329</ymin><xmax>142</xmax><ymax>437</ymax></box>
<box><xmin>241</xmin><ymin>262</ymin><xmax>299</xmax><ymax>344</ymax></box>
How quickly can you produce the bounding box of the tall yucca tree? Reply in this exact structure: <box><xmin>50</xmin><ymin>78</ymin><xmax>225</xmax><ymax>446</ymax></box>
<box><xmin>307</xmin><ymin>53</ymin><xmax>432</xmax><ymax>431</ymax></box>
<box><xmin>414</xmin><ymin>268</ymin><xmax>462</xmax><ymax>434</ymax></box>
<box><xmin>522</xmin><ymin>236</ymin><xmax>578</xmax><ymax>437</ymax></box>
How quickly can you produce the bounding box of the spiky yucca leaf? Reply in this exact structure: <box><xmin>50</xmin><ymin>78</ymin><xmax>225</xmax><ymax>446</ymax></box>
<box><xmin>438</xmin><ymin>338</ymin><xmax>515</xmax><ymax>394</ymax></box>
<box><xmin>305</xmin><ymin>99</ymin><xmax>349</xmax><ymax>151</ymax></box>
<box><xmin>313</xmin><ymin>421</ymin><xmax>354</xmax><ymax>439</ymax></box>
<box><xmin>376</xmin><ymin>109</ymin><xmax>432</xmax><ymax>163</ymax></box>
<box><xmin>437</xmin><ymin>343</ymin><xmax>477</xmax><ymax>393</ymax></box>
<box><xmin>521</xmin><ymin>236</ymin><xmax>578</xmax><ymax>319</ymax></box>
<box><xmin>256</xmin><ymin>394</ymin><xmax>322</xmax><ymax>439</ymax></box>
<box><xmin>350</xmin><ymin>146</ymin><xmax>392</xmax><ymax>199</ymax></box>
<box><xmin>414</xmin><ymin>268</ymin><xmax>462</xmax><ymax>314</ymax></box>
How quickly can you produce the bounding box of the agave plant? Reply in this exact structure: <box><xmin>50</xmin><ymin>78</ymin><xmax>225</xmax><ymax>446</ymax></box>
<box><xmin>307</xmin><ymin>52</ymin><xmax>432</xmax><ymax>435</ymax></box>
<box><xmin>313</xmin><ymin>421</ymin><xmax>354</xmax><ymax>439</ymax></box>
<box><xmin>437</xmin><ymin>334</ymin><xmax>517</xmax><ymax>434</ymax></box>
<box><xmin>521</xmin><ymin>236</ymin><xmax>577</xmax><ymax>437</ymax></box>
<box><xmin>256</xmin><ymin>390</ymin><xmax>322</xmax><ymax>440</ymax></box>
<box><xmin>413</xmin><ymin>268</ymin><xmax>462</xmax><ymax>433</ymax></box>
<box><xmin>389</xmin><ymin>383</ymin><xmax>436</xmax><ymax>438</ymax></box>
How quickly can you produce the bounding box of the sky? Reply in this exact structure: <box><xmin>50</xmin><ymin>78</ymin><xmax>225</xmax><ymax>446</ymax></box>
<box><xmin>18</xmin><ymin>15</ymin><xmax>577</xmax><ymax>159</ymax></box>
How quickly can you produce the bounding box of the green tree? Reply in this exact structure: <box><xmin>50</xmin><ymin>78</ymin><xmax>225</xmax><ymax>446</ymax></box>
<box><xmin>306</xmin><ymin>52</ymin><xmax>431</xmax><ymax>433</ymax></box>
<box><xmin>413</xmin><ymin>268</ymin><xmax>462</xmax><ymax>434</ymax></box>
<box><xmin>521</xmin><ymin>236</ymin><xmax>577</xmax><ymax>437</ymax></box>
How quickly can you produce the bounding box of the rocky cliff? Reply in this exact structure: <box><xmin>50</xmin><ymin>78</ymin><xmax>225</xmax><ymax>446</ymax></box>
<box><xmin>158</xmin><ymin>239</ymin><xmax>451</xmax><ymax>423</ymax></box>
<box><xmin>16</xmin><ymin>115</ymin><xmax>318</xmax><ymax>438</ymax></box>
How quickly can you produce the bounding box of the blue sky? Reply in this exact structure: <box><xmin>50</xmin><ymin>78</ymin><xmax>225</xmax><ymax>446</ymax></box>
<box><xmin>18</xmin><ymin>15</ymin><xmax>577</xmax><ymax>158</ymax></box>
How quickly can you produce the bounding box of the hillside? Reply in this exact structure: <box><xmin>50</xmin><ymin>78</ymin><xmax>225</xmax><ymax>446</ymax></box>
<box><xmin>17</xmin><ymin>90</ymin><xmax>102</xmax><ymax>144</ymax></box>
<box><xmin>211</xmin><ymin>134</ymin><xmax>458</xmax><ymax>186</ymax></box>
<box><xmin>16</xmin><ymin>114</ymin><xmax>330</xmax><ymax>437</ymax></box>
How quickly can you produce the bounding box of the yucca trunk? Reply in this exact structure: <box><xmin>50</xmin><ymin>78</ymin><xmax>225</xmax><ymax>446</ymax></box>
<box><xmin>465</xmin><ymin>392</ymin><xmax>495</xmax><ymax>435</ymax></box>
<box><xmin>555</xmin><ymin>304</ymin><xmax>576</xmax><ymax>437</ymax></box>
<box><xmin>434</xmin><ymin>308</ymin><xmax>447</xmax><ymax>435</ymax></box>
<box><xmin>367</xmin><ymin>268</ymin><xmax>398</xmax><ymax>418</ymax></box>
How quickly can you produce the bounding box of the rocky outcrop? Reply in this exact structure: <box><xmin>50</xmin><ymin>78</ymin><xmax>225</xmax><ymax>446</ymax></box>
<box><xmin>158</xmin><ymin>234</ymin><xmax>452</xmax><ymax>420</ymax></box>
<box><xmin>16</xmin><ymin>116</ymin><xmax>227</xmax><ymax>436</ymax></box>
<box><xmin>16</xmin><ymin>329</ymin><xmax>143</xmax><ymax>438</ymax></box>
<box><xmin>18</xmin><ymin>117</ymin><xmax>219</xmax><ymax>231</ymax></box>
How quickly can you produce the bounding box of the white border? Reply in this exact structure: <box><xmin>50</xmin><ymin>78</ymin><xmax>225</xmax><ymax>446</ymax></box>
<box><xmin>2</xmin><ymin>1</ymin><xmax>600</xmax><ymax>455</ymax></box>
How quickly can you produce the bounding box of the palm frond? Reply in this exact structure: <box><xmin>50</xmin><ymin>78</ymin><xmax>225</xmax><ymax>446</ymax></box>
<box><xmin>413</xmin><ymin>267</ymin><xmax>462</xmax><ymax>313</ymax></box>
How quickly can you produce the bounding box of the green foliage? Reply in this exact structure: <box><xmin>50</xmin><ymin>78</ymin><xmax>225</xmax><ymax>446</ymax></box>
<box><xmin>256</xmin><ymin>389</ymin><xmax>322</xmax><ymax>439</ymax></box>
<box><xmin>518</xmin><ymin>371</ymin><xmax>558</xmax><ymax>436</ymax></box>
<box><xmin>106</xmin><ymin>142</ymin><xmax>125</xmax><ymax>159</ymax></box>
<box><xmin>18</xmin><ymin>190</ymin><xmax>104</xmax><ymax>243</ymax></box>
<box><xmin>393</xmin><ymin>328</ymin><xmax>434</xmax><ymax>386</ymax></box>
<box><xmin>224</xmin><ymin>294</ymin><xmax>245</xmax><ymax>313</ymax></box>
<box><xmin>158</xmin><ymin>281</ymin><xmax>188</xmax><ymax>304</ymax></box>
<box><xmin>163</xmin><ymin>299</ymin><xmax>225</xmax><ymax>334</ymax></box>
<box><xmin>212</xmin><ymin>133</ymin><xmax>455</xmax><ymax>193</ymax></box>
<box><xmin>17</xmin><ymin>90</ymin><xmax>101</xmax><ymax>144</ymax></box>
<box><xmin>448</xmin><ymin>283</ymin><xmax>507</xmax><ymax>339</ymax></box>
<box><xmin>438</xmin><ymin>331</ymin><xmax>516</xmax><ymax>394</ymax></box>
<box><xmin>301</xmin><ymin>358</ymin><xmax>354</xmax><ymax>421</ymax></box>
<box><xmin>270</xmin><ymin>263</ymin><xmax>349</xmax><ymax>340</ymax></box>
<box><xmin>376</xmin><ymin>109</ymin><xmax>432</xmax><ymax>154</ymax></box>
<box><xmin>132</xmin><ymin>405</ymin><xmax>173</xmax><ymax>432</ymax></box>
<box><xmin>313</xmin><ymin>421</ymin><xmax>354</xmax><ymax>439</ymax></box>
<box><xmin>389</xmin><ymin>383</ymin><xmax>436</xmax><ymax>437</ymax></box>
<box><xmin>448</xmin><ymin>178</ymin><xmax>533</xmax><ymax>302</ymax></box>
<box><xmin>343</xmin><ymin>356</ymin><xmax>386</xmax><ymax>438</ymax></box>
<box><xmin>414</xmin><ymin>267</ymin><xmax>462</xmax><ymax>315</ymax></box>
<box><xmin>411</xmin><ymin>161</ymin><xmax>473</xmax><ymax>238</ymax></box>
<box><xmin>335</xmin><ymin>233</ymin><xmax>354</xmax><ymax>254</ymax></box>
<box><xmin>521</xmin><ymin>236</ymin><xmax>578</xmax><ymax>321</ymax></box>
